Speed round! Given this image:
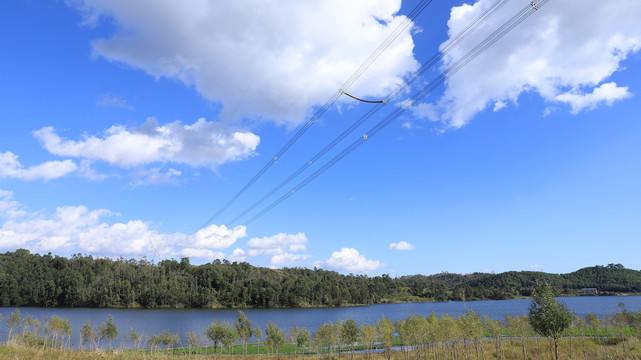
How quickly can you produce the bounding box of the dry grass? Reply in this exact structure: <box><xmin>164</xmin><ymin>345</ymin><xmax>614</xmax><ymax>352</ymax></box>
<box><xmin>3</xmin><ymin>338</ymin><xmax>641</xmax><ymax>360</ymax></box>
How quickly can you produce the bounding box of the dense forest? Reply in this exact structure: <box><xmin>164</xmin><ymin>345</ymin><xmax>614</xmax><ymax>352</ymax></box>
<box><xmin>0</xmin><ymin>249</ymin><xmax>640</xmax><ymax>308</ymax></box>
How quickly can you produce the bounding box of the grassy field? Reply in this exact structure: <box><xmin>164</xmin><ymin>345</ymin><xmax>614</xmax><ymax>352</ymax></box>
<box><xmin>3</xmin><ymin>337</ymin><xmax>641</xmax><ymax>360</ymax></box>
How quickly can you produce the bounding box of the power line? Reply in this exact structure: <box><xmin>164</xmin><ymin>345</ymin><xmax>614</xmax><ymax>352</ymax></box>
<box><xmin>226</xmin><ymin>0</ymin><xmax>512</xmax><ymax>226</ymax></box>
<box><xmin>198</xmin><ymin>0</ymin><xmax>436</xmax><ymax>229</ymax></box>
<box><xmin>243</xmin><ymin>0</ymin><xmax>551</xmax><ymax>226</ymax></box>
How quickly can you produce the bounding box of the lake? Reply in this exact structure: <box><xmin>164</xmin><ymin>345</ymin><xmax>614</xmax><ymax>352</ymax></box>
<box><xmin>2</xmin><ymin>295</ymin><xmax>639</xmax><ymax>349</ymax></box>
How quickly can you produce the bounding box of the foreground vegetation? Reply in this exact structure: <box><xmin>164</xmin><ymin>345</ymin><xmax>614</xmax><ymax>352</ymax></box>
<box><xmin>1</xmin><ymin>249</ymin><xmax>641</xmax><ymax>308</ymax></box>
<box><xmin>1</xmin><ymin>284</ymin><xmax>641</xmax><ymax>359</ymax></box>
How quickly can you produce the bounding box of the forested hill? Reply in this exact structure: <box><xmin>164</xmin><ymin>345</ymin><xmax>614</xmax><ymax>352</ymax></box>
<box><xmin>0</xmin><ymin>249</ymin><xmax>639</xmax><ymax>308</ymax></box>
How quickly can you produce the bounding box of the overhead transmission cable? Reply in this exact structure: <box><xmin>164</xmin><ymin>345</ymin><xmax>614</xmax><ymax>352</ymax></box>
<box><xmin>198</xmin><ymin>0</ymin><xmax>436</xmax><ymax>229</ymax></box>
<box><xmin>226</xmin><ymin>0</ymin><xmax>512</xmax><ymax>225</ymax></box>
<box><xmin>242</xmin><ymin>0</ymin><xmax>551</xmax><ymax>226</ymax></box>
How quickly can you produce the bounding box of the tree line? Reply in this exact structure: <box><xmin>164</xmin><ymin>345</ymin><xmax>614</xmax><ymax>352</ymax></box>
<box><xmin>1</xmin><ymin>249</ymin><xmax>640</xmax><ymax>308</ymax></box>
<box><xmin>2</xmin><ymin>284</ymin><xmax>641</xmax><ymax>360</ymax></box>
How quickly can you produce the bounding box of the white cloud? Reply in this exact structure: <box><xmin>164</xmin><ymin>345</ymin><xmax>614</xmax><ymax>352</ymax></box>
<box><xmin>77</xmin><ymin>159</ymin><xmax>111</xmax><ymax>181</ymax></box>
<box><xmin>133</xmin><ymin>167</ymin><xmax>182</xmax><ymax>185</ymax></box>
<box><xmin>190</xmin><ymin>224</ymin><xmax>247</xmax><ymax>250</ymax></box>
<box><xmin>271</xmin><ymin>253</ymin><xmax>311</xmax><ymax>266</ymax></box>
<box><xmin>34</xmin><ymin>117</ymin><xmax>260</xmax><ymax>169</ymax></box>
<box><xmin>246</xmin><ymin>232</ymin><xmax>310</xmax><ymax>266</ymax></box>
<box><xmin>493</xmin><ymin>100</ymin><xmax>507</xmax><ymax>112</ymax></box>
<box><xmin>319</xmin><ymin>247</ymin><xmax>385</xmax><ymax>273</ymax></box>
<box><xmin>429</xmin><ymin>0</ymin><xmax>641</xmax><ymax>128</ymax></box>
<box><xmin>70</xmin><ymin>0</ymin><xmax>419</xmax><ymax>127</ymax></box>
<box><xmin>0</xmin><ymin>189</ymin><xmax>247</xmax><ymax>260</ymax></box>
<box><xmin>247</xmin><ymin>232</ymin><xmax>307</xmax><ymax>252</ymax></box>
<box><xmin>96</xmin><ymin>93</ymin><xmax>134</xmax><ymax>110</ymax></box>
<box><xmin>389</xmin><ymin>241</ymin><xmax>415</xmax><ymax>251</ymax></box>
<box><xmin>177</xmin><ymin>248</ymin><xmax>226</xmax><ymax>262</ymax></box>
<box><xmin>0</xmin><ymin>190</ymin><xmax>26</xmax><ymax>219</ymax></box>
<box><xmin>0</xmin><ymin>151</ymin><xmax>77</xmax><ymax>181</ymax></box>
<box><xmin>229</xmin><ymin>248</ymin><xmax>247</xmax><ymax>262</ymax></box>
<box><xmin>556</xmin><ymin>82</ymin><xmax>631</xmax><ymax>114</ymax></box>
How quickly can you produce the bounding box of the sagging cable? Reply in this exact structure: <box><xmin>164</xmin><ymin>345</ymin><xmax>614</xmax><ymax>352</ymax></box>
<box><xmin>340</xmin><ymin>89</ymin><xmax>387</xmax><ymax>104</ymax></box>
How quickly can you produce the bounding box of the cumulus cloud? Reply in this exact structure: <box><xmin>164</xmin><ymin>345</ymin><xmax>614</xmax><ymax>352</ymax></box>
<box><xmin>69</xmin><ymin>0</ymin><xmax>419</xmax><ymax>126</ymax></box>
<box><xmin>246</xmin><ymin>232</ymin><xmax>310</xmax><ymax>266</ymax></box>
<box><xmin>389</xmin><ymin>241</ymin><xmax>415</xmax><ymax>251</ymax></box>
<box><xmin>556</xmin><ymin>82</ymin><xmax>632</xmax><ymax>114</ymax></box>
<box><xmin>190</xmin><ymin>224</ymin><xmax>247</xmax><ymax>250</ymax></box>
<box><xmin>34</xmin><ymin>117</ymin><xmax>259</xmax><ymax>169</ymax></box>
<box><xmin>177</xmin><ymin>248</ymin><xmax>226</xmax><ymax>262</ymax></box>
<box><xmin>0</xmin><ymin>151</ymin><xmax>77</xmax><ymax>181</ymax></box>
<box><xmin>427</xmin><ymin>0</ymin><xmax>641</xmax><ymax>128</ymax></box>
<box><xmin>0</xmin><ymin>189</ymin><xmax>248</xmax><ymax>260</ymax></box>
<box><xmin>318</xmin><ymin>247</ymin><xmax>385</xmax><ymax>273</ymax></box>
<box><xmin>229</xmin><ymin>248</ymin><xmax>247</xmax><ymax>262</ymax></box>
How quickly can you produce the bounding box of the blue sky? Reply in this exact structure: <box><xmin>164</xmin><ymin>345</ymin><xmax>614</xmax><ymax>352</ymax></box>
<box><xmin>1</xmin><ymin>0</ymin><xmax>640</xmax><ymax>276</ymax></box>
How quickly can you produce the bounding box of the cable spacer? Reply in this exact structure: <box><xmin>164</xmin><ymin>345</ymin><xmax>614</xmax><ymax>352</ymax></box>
<box><xmin>363</xmin><ymin>134</ymin><xmax>368</xmax><ymax>140</ymax></box>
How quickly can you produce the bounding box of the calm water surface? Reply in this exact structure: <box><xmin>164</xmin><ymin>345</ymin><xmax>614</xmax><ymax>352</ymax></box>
<box><xmin>2</xmin><ymin>295</ymin><xmax>639</xmax><ymax>349</ymax></box>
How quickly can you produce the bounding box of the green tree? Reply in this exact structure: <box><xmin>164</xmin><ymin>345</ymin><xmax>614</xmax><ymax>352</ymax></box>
<box><xmin>148</xmin><ymin>330</ymin><xmax>179</xmax><ymax>351</ymax></box>
<box><xmin>297</xmin><ymin>327</ymin><xmax>311</xmax><ymax>355</ymax></box>
<box><xmin>458</xmin><ymin>309</ymin><xmax>484</xmax><ymax>360</ymax></box>
<box><xmin>315</xmin><ymin>321</ymin><xmax>338</xmax><ymax>356</ymax></box>
<box><xmin>360</xmin><ymin>323</ymin><xmax>378</xmax><ymax>360</ymax></box>
<box><xmin>265</xmin><ymin>321</ymin><xmax>285</xmax><ymax>359</ymax></box>
<box><xmin>186</xmin><ymin>331</ymin><xmax>203</xmax><ymax>354</ymax></box>
<box><xmin>20</xmin><ymin>314</ymin><xmax>41</xmax><ymax>345</ymax></box>
<box><xmin>98</xmin><ymin>315</ymin><xmax>119</xmax><ymax>350</ymax></box>
<box><xmin>377</xmin><ymin>316</ymin><xmax>395</xmax><ymax>360</ymax></box>
<box><xmin>254</xmin><ymin>325</ymin><xmax>263</xmax><ymax>342</ymax></box>
<box><xmin>234</xmin><ymin>310</ymin><xmax>253</xmax><ymax>354</ymax></box>
<box><xmin>128</xmin><ymin>328</ymin><xmax>140</xmax><ymax>349</ymax></box>
<box><xmin>528</xmin><ymin>283</ymin><xmax>573</xmax><ymax>360</ymax></box>
<box><xmin>340</xmin><ymin>319</ymin><xmax>360</xmax><ymax>359</ymax></box>
<box><xmin>6</xmin><ymin>309</ymin><xmax>21</xmax><ymax>342</ymax></box>
<box><xmin>45</xmin><ymin>315</ymin><xmax>72</xmax><ymax>349</ymax></box>
<box><xmin>205</xmin><ymin>320</ymin><xmax>230</xmax><ymax>354</ymax></box>
<box><xmin>483</xmin><ymin>315</ymin><xmax>504</xmax><ymax>360</ymax></box>
<box><xmin>221</xmin><ymin>325</ymin><xmax>239</xmax><ymax>356</ymax></box>
<box><xmin>79</xmin><ymin>320</ymin><xmax>97</xmax><ymax>349</ymax></box>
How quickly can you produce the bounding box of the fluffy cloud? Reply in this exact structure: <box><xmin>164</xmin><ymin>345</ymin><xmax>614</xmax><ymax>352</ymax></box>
<box><xmin>34</xmin><ymin>118</ymin><xmax>259</xmax><ymax>169</ymax></box>
<box><xmin>229</xmin><ymin>248</ymin><xmax>247</xmax><ymax>262</ymax></box>
<box><xmin>556</xmin><ymin>82</ymin><xmax>632</xmax><ymax>114</ymax></box>
<box><xmin>0</xmin><ymin>151</ymin><xmax>77</xmax><ymax>181</ymax></box>
<box><xmin>318</xmin><ymin>247</ymin><xmax>385</xmax><ymax>273</ymax></box>
<box><xmin>70</xmin><ymin>0</ymin><xmax>419</xmax><ymax>126</ymax></box>
<box><xmin>0</xmin><ymin>190</ymin><xmax>26</xmax><ymax>219</ymax></box>
<box><xmin>389</xmin><ymin>241</ymin><xmax>415</xmax><ymax>251</ymax></box>
<box><xmin>0</xmin><ymin>189</ymin><xmax>247</xmax><ymax>260</ymax></box>
<box><xmin>246</xmin><ymin>232</ymin><xmax>310</xmax><ymax>266</ymax></box>
<box><xmin>190</xmin><ymin>224</ymin><xmax>247</xmax><ymax>250</ymax></box>
<box><xmin>426</xmin><ymin>0</ymin><xmax>641</xmax><ymax>128</ymax></box>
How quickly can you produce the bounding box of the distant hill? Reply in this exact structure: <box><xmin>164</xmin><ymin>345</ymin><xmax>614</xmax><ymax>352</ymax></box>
<box><xmin>0</xmin><ymin>250</ymin><xmax>639</xmax><ymax>308</ymax></box>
